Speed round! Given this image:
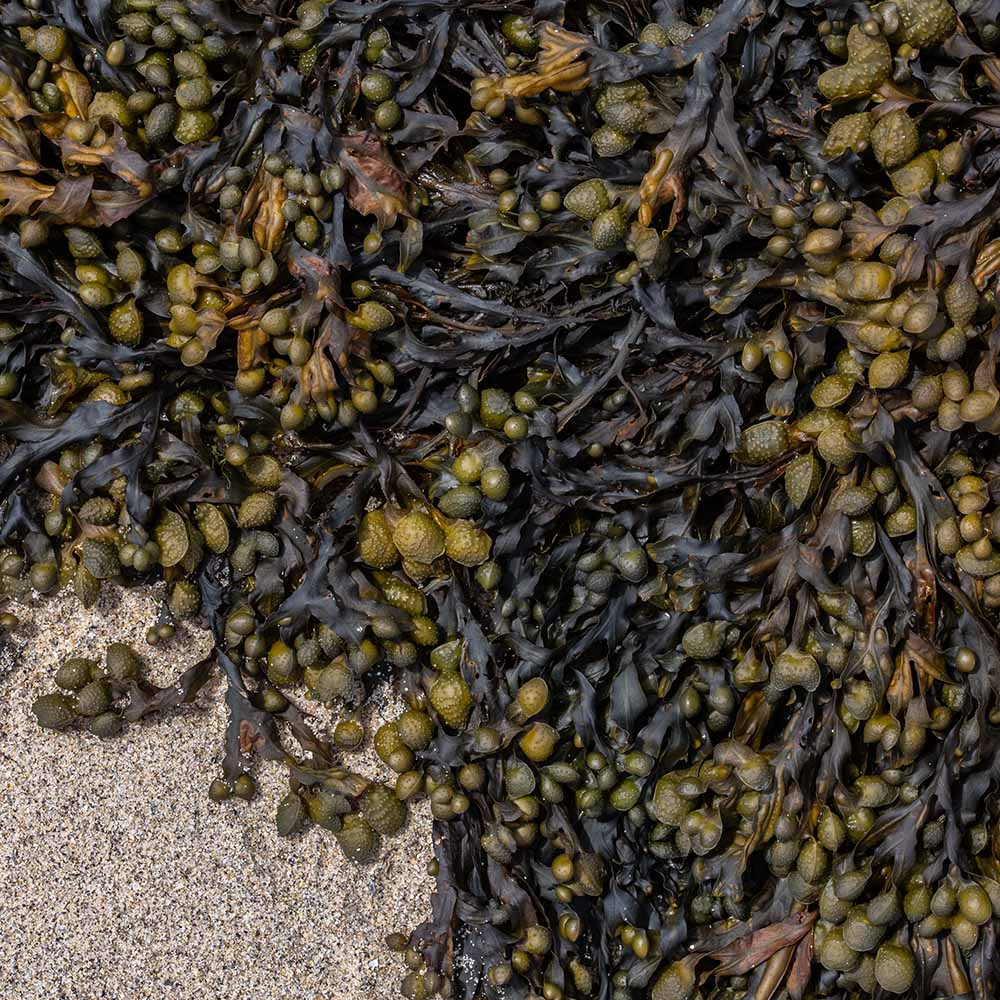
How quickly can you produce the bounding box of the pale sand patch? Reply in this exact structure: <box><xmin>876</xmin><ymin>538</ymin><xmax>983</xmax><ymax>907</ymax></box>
<box><xmin>0</xmin><ymin>587</ymin><xmax>433</xmax><ymax>1000</ymax></box>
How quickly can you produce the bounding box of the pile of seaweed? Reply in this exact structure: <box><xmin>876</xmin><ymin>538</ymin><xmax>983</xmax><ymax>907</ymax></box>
<box><xmin>2</xmin><ymin>0</ymin><xmax>1000</xmax><ymax>997</ymax></box>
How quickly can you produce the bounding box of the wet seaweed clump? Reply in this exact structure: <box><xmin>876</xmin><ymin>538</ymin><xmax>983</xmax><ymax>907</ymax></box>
<box><xmin>5</xmin><ymin>0</ymin><xmax>1000</xmax><ymax>996</ymax></box>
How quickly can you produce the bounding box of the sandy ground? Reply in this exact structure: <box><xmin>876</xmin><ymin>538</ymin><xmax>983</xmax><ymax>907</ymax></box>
<box><xmin>0</xmin><ymin>586</ymin><xmax>433</xmax><ymax>1000</ymax></box>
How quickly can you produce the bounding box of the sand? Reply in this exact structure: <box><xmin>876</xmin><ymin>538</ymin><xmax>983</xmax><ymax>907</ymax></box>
<box><xmin>0</xmin><ymin>585</ymin><xmax>433</xmax><ymax>1000</ymax></box>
